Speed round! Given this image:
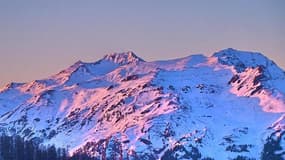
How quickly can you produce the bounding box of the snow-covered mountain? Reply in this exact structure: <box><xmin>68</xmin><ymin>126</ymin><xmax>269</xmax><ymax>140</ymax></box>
<box><xmin>1</xmin><ymin>48</ymin><xmax>285</xmax><ymax>159</ymax></box>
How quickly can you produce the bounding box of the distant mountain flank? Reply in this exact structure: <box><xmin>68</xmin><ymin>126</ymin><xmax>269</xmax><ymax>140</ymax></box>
<box><xmin>0</xmin><ymin>48</ymin><xmax>285</xmax><ymax>159</ymax></box>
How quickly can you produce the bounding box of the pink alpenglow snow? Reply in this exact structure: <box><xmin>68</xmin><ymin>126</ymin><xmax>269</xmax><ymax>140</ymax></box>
<box><xmin>0</xmin><ymin>48</ymin><xmax>285</xmax><ymax>159</ymax></box>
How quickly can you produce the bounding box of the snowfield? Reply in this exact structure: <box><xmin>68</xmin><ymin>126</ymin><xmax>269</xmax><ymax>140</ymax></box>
<box><xmin>0</xmin><ymin>49</ymin><xmax>285</xmax><ymax>159</ymax></box>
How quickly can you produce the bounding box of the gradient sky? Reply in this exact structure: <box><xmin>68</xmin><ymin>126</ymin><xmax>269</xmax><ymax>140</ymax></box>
<box><xmin>0</xmin><ymin>0</ymin><xmax>285</xmax><ymax>87</ymax></box>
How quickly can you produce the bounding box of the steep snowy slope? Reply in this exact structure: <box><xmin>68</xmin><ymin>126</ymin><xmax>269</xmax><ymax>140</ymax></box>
<box><xmin>0</xmin><ymin>49</ymin><xmax>285</xmax><ymax>159</ymax></box>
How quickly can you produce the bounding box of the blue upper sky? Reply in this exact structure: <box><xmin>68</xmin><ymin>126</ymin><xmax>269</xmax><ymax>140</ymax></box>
<box><xmin>0</xmin><ymin>0</ymin><xmax>284</xmax><ymax>86</ymax></box>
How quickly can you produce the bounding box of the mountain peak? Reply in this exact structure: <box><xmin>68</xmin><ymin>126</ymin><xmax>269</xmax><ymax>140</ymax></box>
<box><xmin>213</xmin><ymin>48</ymin><xmax>271</xmax><ymax>72</ymax></box>
<box><xmin>1</xmin><ymin>49</ymin><xmax>285</xmax><ymax>159</ymax></box>
<box><xmin>214</xmin><ymin>48</ymin><xmax>264</xmax><ymax>57</ymax></box>
<box><xmin>102</xmin><ymin>51</ymin><xmax>144</xmax><ymax>65</ymax></box>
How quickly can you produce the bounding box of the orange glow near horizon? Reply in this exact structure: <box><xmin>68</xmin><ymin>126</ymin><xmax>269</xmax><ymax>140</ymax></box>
<box><xmin>0</xmin><ymin>1</ymin><xmax>284</xmax><ymax>86</ymax></box>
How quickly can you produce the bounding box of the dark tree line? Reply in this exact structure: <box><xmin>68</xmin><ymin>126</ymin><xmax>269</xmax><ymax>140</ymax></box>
<box><xmin>0</xmin><ymin>134</ymin><xmax>97</xmax><ymax>160</ymax></box>
<box><xmin>0</xmin><ymin>134</ymin><xmax>67</xmax><ymax>160</ymax></box>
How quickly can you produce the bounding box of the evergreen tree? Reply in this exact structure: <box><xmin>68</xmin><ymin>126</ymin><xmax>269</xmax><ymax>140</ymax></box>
<box><xmin>0</xmin><ymin>135</ymin><xmax>68</xmax><ymax>160</ymax></box>
<box><xmin>47</xmin><ymin>145</ymin><xmax>57</xmax><ymax>160</ymax></box>
<box><xmin>14</xmin><ymin>136</ymin><xmax>24</xmax><ymax>160</ymax></box>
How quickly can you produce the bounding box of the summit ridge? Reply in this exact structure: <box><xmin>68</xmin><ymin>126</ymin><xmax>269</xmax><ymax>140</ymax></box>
<box><xmin>0</xmin><ymin>49</ymin><xmax>284</xmax><ymax>159</ymax></box>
